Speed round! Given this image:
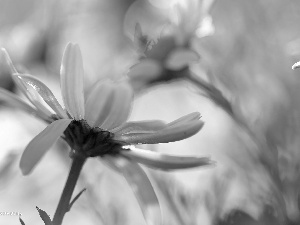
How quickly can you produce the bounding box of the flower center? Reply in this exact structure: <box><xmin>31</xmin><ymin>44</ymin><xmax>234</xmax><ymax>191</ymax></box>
<box><xmin>63</xmin><ymin>120</ymin><xmax>121</xmax><ymax>158</ymax></box>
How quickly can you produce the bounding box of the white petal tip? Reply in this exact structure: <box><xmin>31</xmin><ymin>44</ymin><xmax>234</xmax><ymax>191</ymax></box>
<box><xmin>21</xmin><ymin>170</ymin><xmax>29</xmax><ymax>176</ymax></box>
<box><xmin>66</xmin><ymin>42</ymin><xmax>74</xmax><ymax>47</ymax></box>
<box><xmin>292</xmin><ymin>61</ymin><xmax>300</xmax><ymax>70</ymax></box>
<box><xmin>64</xmin><ymin>42</ymin><xmax>79</xmax><ymax>51</ymax></box>
<box><xmin>19</xmin><ymin>152</ymin><xmax>37</xmax><ymax>176</ymax></box>
<box><xmin>20</xmin><ymin>164</ymin><xmax>31</xmax><ymax>176</ymax></box>
<box><xmin>1</xmin><ymin>48</ymin><xmax>18</xmax><ymax>74</ymax></box>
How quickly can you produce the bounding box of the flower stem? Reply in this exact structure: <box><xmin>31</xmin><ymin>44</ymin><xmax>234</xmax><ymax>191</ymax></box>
<box><xmin>52</xmin><ymin>153</ymin><xmax>86</xmax><ymax>225</ymax></box>
<box><xmin>186</xmin><ymin>70</ymin><xmax>233</xmax><ymax>116</ymax></box>
<box><xmin>187</xmin><ymin>70</ymin><xmax>287</xmax><ymax>222</ymax></box>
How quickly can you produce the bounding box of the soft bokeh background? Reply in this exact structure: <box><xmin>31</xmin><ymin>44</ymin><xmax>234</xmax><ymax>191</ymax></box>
<box><xmin>1</xmin><ymin>0</ymin><xmax>300</xmax><ymax>224</ymax></box>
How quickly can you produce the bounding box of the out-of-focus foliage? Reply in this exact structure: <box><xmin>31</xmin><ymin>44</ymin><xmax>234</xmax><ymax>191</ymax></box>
<box><xmin>197</xmin><ymin>0</ymin><xmax>300</xmax><ymax>224</ymax></box>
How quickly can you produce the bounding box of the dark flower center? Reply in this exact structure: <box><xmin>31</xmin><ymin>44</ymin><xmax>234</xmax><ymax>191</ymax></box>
<box><xmin>63</xmin><ymin>120</ymin><xmax>122</xmax><ymax>158</ymax></box>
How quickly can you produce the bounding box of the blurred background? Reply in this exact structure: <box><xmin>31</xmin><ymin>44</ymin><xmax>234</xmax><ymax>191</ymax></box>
<box><xmin>1</xmin><ymin>0</ymin><xmax>300</xmax><ymax>224</ymax></box>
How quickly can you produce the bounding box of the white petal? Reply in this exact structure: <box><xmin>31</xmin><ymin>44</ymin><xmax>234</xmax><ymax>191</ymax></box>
<box><xmin>114</xmin><ymin>120</ymin><xmax>204</xmax><ymax>144</ymax></box>
<box><xmin>20</xmin><ymin>119</ymin><xmax>72</xmax><ymax>175</ymax></box>
<box><xmin>85</xmin><ymin>81</ymin><xmax>114</xmax><ymax>127</ymax></box>
<box><xmin>120</xmin><ymin>147</ymin><xmax>212</xmax><ymax>170</ymax></box>
<box><xmin>85</xmin><ymin>81</ymin><xmax>133</xmax><ymax>130</ymax></box>
<box><xmin>166</xmin><ymin>112</ymin><xmax>201</xmax><ymax>127</ymax></box>
<box><xmin>0</xmin><ymin>88</ymin><xmax>50</xmax><ymax>121</ymax></box>
<box><xmin>165</xmin><ymin>48</ymin><xmax>200</xmax><ymax>70</ymax></box>
<box><xmin>1</xmin><ymin>48</ymin><xmax>18</xmax><ymax>74</ymax></box>
<box><xmin>102</xmin><ymin>156</ymin><xmax>162</xmax><ymax>225</ymax></box>
<box><xmin>1</xmin><ymin>48</ymin><xmax>54</xmax><ymax>121</ymax></box>
<box><xmin>111</xmin><ymin>120</ymin><xmax>166</xmax><ymax>134</ymax></box>
<box><xmin>12</xmin><ymin>75</ymin><xmax>53</xmax><ymax>118</ymax></box>
<box><xmin>1</xmin><ymin>47</ymin><xmax>52</xmax><ymax>117</ymax></box>
<box><xmin>60</xmin><ymin>43</ymin><xmax>85</xmax><ymax>120</ymax></box>
<box><xmin>14</xmin><ymin>74</ymin><xmax>67</xmax><ymax>119</ymax></box>
<box><xmin>100</xmin><ymin>82</ymin><xmax>133</xmax><ymax>130</ymax></box>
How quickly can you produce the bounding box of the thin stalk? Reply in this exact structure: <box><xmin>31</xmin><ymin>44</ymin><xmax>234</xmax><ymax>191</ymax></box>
<box><xmin>186</xmin><ymin>71</ymin><xmax>233</xmax><ymax>116</ymax></box>
<box><xmin>52</xmin><ymin>154</ymin><xmax>86</xmax><ymax>225</ymax></box>
<box><xmin>186</xmin><ymin>69</ymin><xmax>287</xmax><ymax>222</ymax></box>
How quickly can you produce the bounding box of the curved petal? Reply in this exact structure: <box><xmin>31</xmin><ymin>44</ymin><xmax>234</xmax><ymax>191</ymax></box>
<box><xmin>60</xmin><ymin>43</ymin><xmax>85</xmax><ymax>120</ymax></box>
<box><xmin>102</xmin><ymin>156</ymin><xmax>162</xmax><ymax>225</ymax></box>
<box><xmin>85</xmin><ymin>80</ymin><xmax>114</xmax><ymax>127</ymax></box>
<box><xmin>0</xmin><ymin>88</ymin><xmax>51</xmax><ymax>121</ymax></box>
<box><xmin>111</xmin><ymin>120</ymin><xmax>167</xmax><ymax>135</ymax></box>
<box><xmin>14</xmin><ymin>74</ymin><xmax>67</xmax><ymax>119</ymax></box>
<box><xmin>120</xmin><ymin>147</ymin><xmax>212</xmax><ymax>170</ymax></box>
<box><xmin>1</xmin><ymin>48</ymin><xmax>18</xmax><ymax>74</ymax></box>
<box><xmin>85</xmin><ymin>80</ymin><xmax>133</xmax><ymax>130</ymax></box>
<box><xmin>1</xmin><ymin>49</ymin><xmax>52</xmax><ymax>118</ymax></box>
<box><xmin>20</xmin><ymin>119</ymin><xmax>72</xmax><ymax>175</ymax></box>
<box><xmin>165</xmin><ymin>48</ymin><xmax>200</xmax><ymax>70</ymax></box>
<box><xmin>114</xmin><ymin>120</ymin><xmax>204</xmax><ymax>144</ymax></box>
<box><xmin>12</xmin><ymin>75</ymin><xmax>53</xmax><ymax>118</ymax></box>
<box><xmin>166</xmin><ymin>112</ymin><xmax>201</xmax><ymax>127</ymax></box>
<box><xmin>100</xmin><ymin>82</ymin><xmax>133</xmax><ymax>130</ymax></box>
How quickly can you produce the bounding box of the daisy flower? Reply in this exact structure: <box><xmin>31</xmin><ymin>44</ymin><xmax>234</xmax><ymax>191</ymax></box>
<box><xmin>128</xmin><ymin>24</ymin><xmax>200</xmax><ymax>92</ymax></box>
<box><xmin>128</xmin><ymin>0</ymin><xmax>215</xmax><ymax>92</ymax></box>
<box><xmin>1</xmin><ymin>43</ymin><xmax>212</xmax><ymax>225</ymax></box>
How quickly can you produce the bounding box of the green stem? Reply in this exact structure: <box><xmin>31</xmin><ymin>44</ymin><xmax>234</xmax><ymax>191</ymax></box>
<box><xmin>52</xmin><ymin>154</ymin><xmax>86</xmax><ymax>225</ymax></box>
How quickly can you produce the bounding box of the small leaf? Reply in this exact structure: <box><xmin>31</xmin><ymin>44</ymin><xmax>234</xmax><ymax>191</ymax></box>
<box><xmin>36</xmin><ymin>207</ymin><xmax>53</xmax><ymax>225</ymax></box>
<box><xmin>20</xmin><ymin>119</ymin><xmax>72</xmax><ymax>175</ymax></box>
<box><xmin>19</xmin><ymin>216</ymin><xmax>26</xmax><ymax>225</ymax></box>
<box><xmin>120</xmin><ymin>147</ymin><xmax>213</xmax><ymax>170</ymax></box>
<box><xmin>103</xmin><ymin>156</ymin><xmax>162</xmax><ymax>225</ymax></box>
<box><xmin>165</xmin><ymin>48</ymin><xmax>200</xmax><ymax>70</ymax></box>
<box><xmin>68</xmin><ymin>188</ymin><xmax>86</xmax><ymax>212</ymax></box>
